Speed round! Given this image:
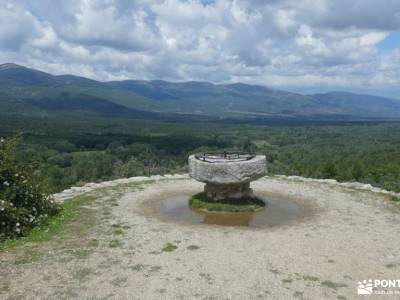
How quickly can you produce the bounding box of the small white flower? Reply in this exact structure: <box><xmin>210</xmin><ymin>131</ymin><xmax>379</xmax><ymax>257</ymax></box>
<box><xmin>16</xmin><ymin>222</ymin><xmax>20</xmax><ymax>226</ymax></box>
<box><xmin>3</xmin><ymin>181</ymin><xmax>9</xmax><ymax>186</ymax></box>
<box><xmin>0</xmin><ymin>207</ymin><xmax>4</xmax><ymax>211</ymax></box>
<box><xmin>0</xmin><ymin>137</ymin><xmax>4</xmax><ymax>143</ymax></box>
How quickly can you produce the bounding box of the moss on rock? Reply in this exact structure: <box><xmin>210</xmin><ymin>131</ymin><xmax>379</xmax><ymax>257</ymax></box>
<box><xmin>188</xmin><ymin>192</ymin><xmax>265</xmax><ymax>213</ymax></box>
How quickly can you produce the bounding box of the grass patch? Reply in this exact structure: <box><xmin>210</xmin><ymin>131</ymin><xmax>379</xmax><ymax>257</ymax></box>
<box><xmin>161</xmin><ymin>243</ymin><xmax>178</xmax><ymax>252</ymax></box>
<box><xmin>88</xmin><ymin>239</ymin><xmax>99</xmax><ymax>247</ymax></box>
<box><xmin>321</xmin><ymin>280</ymin><xmax>347</xmax><ymax>290</ymax></box>
<box><xmin>187</xmin><ymin>245</ymin><xmax>200</xmax><ymax>250</ymax></box>
<box><xmin>67</xmin><ymin>248</ymin><xmax>93</xmax><ymax>259</ymax></box>
<box><xmin>301</xmin><ymin>274</ymin><xmax>319</xmax><ymax>282</ymax></box>
<box><xmin>110</xmin><ymin>224</ymin><xmax>124</xmax><ymax>235</ymax></box>
<box><xmin>150</xmin><ymin>265</ymin><xmax>162</xmax><ymax>272</ymax></box>
<box><xmin>391</xmin><ymin>195</ymin><xmax>400</xmax><ymax>202</ymax></box>
<box><xmin>74</xmin><ymin>267</ymin><xmax>92</xmax><ymax>282</ymax></box>
<box><xmin>282</xmin><ymin>279</ymin><xmax>293</xmax><ymax>284</ymax></box>
<box><xmin>92</xmin><ymin>180</ymin><xmax>153</xmax><ymax>202</ymax></box>
<box><xmin>14</xmin><ymin>249</ymin><xmax>42</xmax><ymax>265</ymax></box>
<box><xmin>293</xmin><ymin>291</ymin><xmax>303</xmax><ymax>298</ymax></box>
<box><xmin>0</xmin><ymin>284</ymin><xmax>10</xmax><ymax>294</ymax></box>
<box><xmin>188</xmin><ymin>192</ymin><xmax>265</xmax><ymax>213</ymax></box>
<box><xmin>109</xmin><ymin>240</ymin><xmax>123</xmax><ymax>248</ymax></box>
<box><xmin>110</xmin><ymin>276</ymin><xmax>128</xmax><ymax>287</ymax></box>
<box><xmin>119</xmin><ymin>180</ymin><xmax>155</xmax><ymax>189</ymax></box>
<box><xmin>113</xmin><ymin>228</ymin><xmax>124</xmax><ymax>235</ymax></box>
<box><xmin>0</xmin><ymin>194</ymin><xmax>96</xmax><ymax>252</ymax></box>
<box><xmin>130</xmin><ymin>264</ymin><xmax>145</xmax><ymax>271</ymax></box>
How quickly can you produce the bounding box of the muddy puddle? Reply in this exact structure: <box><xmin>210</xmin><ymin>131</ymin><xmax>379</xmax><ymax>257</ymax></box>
<box><xmin>151</xmin><ymin>193</ymin><xmax>311</xmax><ymax>227</ymax></box>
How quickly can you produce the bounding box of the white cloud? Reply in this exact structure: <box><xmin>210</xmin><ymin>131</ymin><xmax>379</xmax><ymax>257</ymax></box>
<box><xmin>0</xmin><ymin>3</ymin><xmax>42</xmax><ymax>50</ymax></box>
<box><xmin>0</xmin><ymin>0</ymin><xmax>399</xmax><ymax>97</ymax></box>
<box><xmin>360</xmin><ymin>32</ymin><xmax>388</xmax><ymax>46</ymax></box>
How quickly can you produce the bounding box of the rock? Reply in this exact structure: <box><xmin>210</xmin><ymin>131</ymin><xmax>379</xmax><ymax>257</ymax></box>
<box><xmin>204</xmin><ymin>182</ymin><xmax>254</xmax><ymax>200</ymax></box>
<box><xmin>128</xmin><ymin>176</ymin><xmax>150</xmax><ymax>182</ymax></box>
<box><xmin>189</xmin><ymin>154</ymin><xmax>266</xmax><ymax>200</ymax></box>
<box><xmin>188</xmin><ymin>155</ymin><xmax>266</xmax><ymax>184</ymax></box>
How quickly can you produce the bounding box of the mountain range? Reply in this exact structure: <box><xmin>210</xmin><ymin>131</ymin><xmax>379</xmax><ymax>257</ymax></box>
<box><xmin>1</xmin><ymin>63</ymin><xmax>399</xmax><ymax>121</ymax></box>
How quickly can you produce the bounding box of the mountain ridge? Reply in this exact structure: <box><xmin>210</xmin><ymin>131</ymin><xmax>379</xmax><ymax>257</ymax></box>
<box><xmin>0</xmin><ymin>63</ymin><xmax>399</xmax><ymax>120</ymax></box>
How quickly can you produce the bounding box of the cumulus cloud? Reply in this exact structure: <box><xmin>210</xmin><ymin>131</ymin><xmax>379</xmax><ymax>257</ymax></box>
<box><xmin>0</xmin><ymin>3</ymin><xmax>42</xmax><ymax>50</ymax></box>
<box><xmin>0</xmin><ymin>0</ymin><xmax>399</xmax><ymax>97</ymax></box>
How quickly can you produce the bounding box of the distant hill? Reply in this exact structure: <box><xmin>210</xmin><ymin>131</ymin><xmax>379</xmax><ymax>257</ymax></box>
<box><xmin>1</xmin><ymin>63</ymin><xmax>399</xmax><ymax>120</ymax></box>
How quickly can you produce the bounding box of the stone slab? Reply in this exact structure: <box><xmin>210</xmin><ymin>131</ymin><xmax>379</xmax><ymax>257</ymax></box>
<box><xmin>189</xmin><ymin>155</ymin><xmax>266</xmax><ymax>184</ymax></box>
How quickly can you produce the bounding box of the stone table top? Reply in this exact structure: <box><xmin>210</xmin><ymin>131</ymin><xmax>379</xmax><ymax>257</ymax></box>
<box><xmin>188</xmin><ymin>154</ymin><xmax>266</xmax><ymax>184</ymax></box>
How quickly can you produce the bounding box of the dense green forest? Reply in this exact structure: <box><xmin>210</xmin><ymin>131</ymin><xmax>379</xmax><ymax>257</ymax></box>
<box><xmin>1</xmin><ymin>112</ymin><xmax>400</xmax><ymax>193</ymax></box>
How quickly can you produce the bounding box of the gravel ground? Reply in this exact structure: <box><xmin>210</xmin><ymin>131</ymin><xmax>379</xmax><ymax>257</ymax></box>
<box><xmin>1</xmin><ymin>176</ymin><xmax>400</xmax><ymax>300</ymax></box>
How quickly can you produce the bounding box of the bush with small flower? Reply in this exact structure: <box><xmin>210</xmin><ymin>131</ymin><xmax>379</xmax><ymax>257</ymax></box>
<box><xmin>0</xmin><ymin>137</ymin><xmax>60</xmax><ymax>241</ymax></box>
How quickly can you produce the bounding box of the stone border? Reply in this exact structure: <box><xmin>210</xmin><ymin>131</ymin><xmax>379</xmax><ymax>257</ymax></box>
<box><xmin>52</xmin><ymin>174</ymin><xmax>189</xmax><ymax>203</ymax></box>
<box><xmin>276</xmin><ymin>175</ymin><xmax>400</xmax><ymax>199</ymax></box>
<box><xmin>52</xmin><ymin>174</ymin><xmax>400</xmax><ymax>204</ymax></box>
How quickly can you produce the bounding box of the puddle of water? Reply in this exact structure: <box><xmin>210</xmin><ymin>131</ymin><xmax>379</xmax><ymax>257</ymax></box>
<box><xmin>158</xmin><ymin>194</ymin><xmax>309</xmax><ymax>227</ymax></box>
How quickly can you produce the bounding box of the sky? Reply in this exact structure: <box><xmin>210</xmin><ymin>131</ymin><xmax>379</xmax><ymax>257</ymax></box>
<box><xmin>1</xmin><ymin>0</ymin><xmax>400</xmax><ymax>98</ymax></box>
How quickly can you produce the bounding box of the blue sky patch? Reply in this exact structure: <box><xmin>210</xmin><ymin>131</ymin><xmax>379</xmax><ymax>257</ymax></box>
<box><xmin>378</xmin><ymin>32</ymin><xmax>400</xmax><ymax>52</ymax></box>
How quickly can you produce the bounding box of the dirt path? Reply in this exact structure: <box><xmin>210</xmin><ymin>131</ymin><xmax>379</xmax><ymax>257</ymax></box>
<box><xmin>1</xmin><ymin>177</ymin><xmax>400</xmax><ymax>299</ymax></box>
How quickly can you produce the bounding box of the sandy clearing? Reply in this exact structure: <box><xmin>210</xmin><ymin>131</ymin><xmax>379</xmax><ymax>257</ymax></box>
<box><xmin>1</xmin><ymin>177</ymin><xmax>400</xmax><ymax>300</ymax></box>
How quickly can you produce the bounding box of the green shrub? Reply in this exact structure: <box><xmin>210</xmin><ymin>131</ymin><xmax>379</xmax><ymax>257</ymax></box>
<box><xmin>0</xmin><ymin>137</ymin><xmax>60</xmax><ymax>241</ymax></box>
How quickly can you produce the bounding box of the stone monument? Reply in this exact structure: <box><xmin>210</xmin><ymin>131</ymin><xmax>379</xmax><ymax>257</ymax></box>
<box><xmin>188</xmin><ymin>152</ymin><xmax>266</xmax><ymax>201</ymax></box>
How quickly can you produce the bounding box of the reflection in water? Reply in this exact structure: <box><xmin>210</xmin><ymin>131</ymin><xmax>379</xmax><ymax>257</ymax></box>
<box><xmin>201</xmin><ymin>211</ymin><xmax>254</xmax><ymax>226</ymax></box>
<box><xmin>158</xmin><ymin>194</ymin><xmax>308</xmax><ymax>227</ymax></box>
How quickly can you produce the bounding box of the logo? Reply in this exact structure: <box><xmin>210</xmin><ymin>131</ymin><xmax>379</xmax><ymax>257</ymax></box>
<box><xmin>358</xmin><ymin>280</ymin><xmax>373</xmax><ymax>295</ymax></box>
<box><xmin>358</xmin><ymin>279</ymin><xmax>400</xmax><ymax>295</ymax></box>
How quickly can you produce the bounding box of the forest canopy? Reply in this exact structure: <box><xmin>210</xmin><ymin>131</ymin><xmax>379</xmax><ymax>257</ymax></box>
<box><xmin>1</xmin><ymin>113</ymin><xmax>399</xmax><ymax>194</ymax></box>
